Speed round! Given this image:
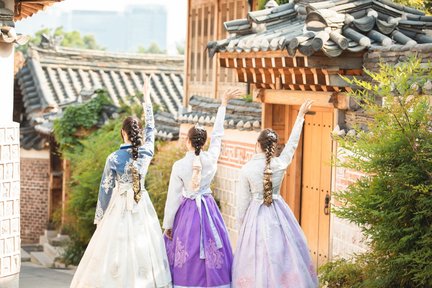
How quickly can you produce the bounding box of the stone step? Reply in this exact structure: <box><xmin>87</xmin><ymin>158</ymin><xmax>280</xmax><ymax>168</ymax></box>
<box><xmin>43</xmin><ymin>242</ymin><xmax>64</xmax><ymax>260</ymax></box>
<box><xmin>39</xmin><ymin>235</ymin><xmax>49</xmax><ymax>245</ymax></box>
<box><xmin>21</xmin><ymin>244</ymin><xmax>43</xmax><ymax>253</ymax></box>
<box><xmin>21</xmin><ymin>248</ymin><xmax>31</xmax><ymax>262</ymax></box>
<box><xmin>49</xmin><ymin>235</ymin><xmax>70</xmax><ymax>247</ymax></box>
<box><xmin>30</xmin><ymin>251</ymin><xmax>54</xmax><ymax>268</ymax></box>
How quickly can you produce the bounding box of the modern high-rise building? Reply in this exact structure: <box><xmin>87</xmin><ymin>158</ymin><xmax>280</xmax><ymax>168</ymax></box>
<box><xmin>16</xmin><ymin>4</ymin><xmax>167</xmax><ymax>52</ymax></box>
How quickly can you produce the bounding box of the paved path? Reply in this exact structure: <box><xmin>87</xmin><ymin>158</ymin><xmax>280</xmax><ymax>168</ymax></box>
<box><xmin>20</xmin><ymin>262</ymin><xmax>74</xmax><ymax>288</ymax></box>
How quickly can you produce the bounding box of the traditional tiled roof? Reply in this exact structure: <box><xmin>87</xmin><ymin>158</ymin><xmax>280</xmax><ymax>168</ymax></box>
<box><xmin>208</xmin><ymin>0</ymin><xmax>432</xmax><ymax>58</ymax></box>
<box><xmin>179</xmin><ymin>95</ymin><xmax>262</xmax><ymax>131</ymax></box>
<box><xmin>14</xmin><ymin>0</ymin><xmax>63</xmax><ymax>21</ymax></box>
<box><xmin>16</xmin><ymin>43</ymin><xmax>184</xmax><ymax>149</ymax></box>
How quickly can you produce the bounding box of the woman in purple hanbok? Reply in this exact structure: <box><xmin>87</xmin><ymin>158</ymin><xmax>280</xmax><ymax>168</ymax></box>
<box><xmin>162</xmin><ymin>89</ymin><xmax>242</xmax><ymax>288</ymax></box>
<box><xmin>233</xmin><ymin>99</ymin><xmax>318</xmax><ymax>288</ymax></box>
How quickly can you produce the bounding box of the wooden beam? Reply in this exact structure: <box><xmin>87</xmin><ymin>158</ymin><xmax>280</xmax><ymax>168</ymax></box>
<box><xmin>262</xmin><ymin>89</ymin><xmax>336</xmax><ymax>108</ymax></box>
<box><xmin>219</xmin><ymin>51</ymin><xmax>364</xmax><ymax>69</ymax></box>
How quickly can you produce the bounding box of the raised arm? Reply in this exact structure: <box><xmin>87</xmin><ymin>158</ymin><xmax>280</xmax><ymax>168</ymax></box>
<box><xmin>278</xmin><ymin>99</ymin><xmax>313</xmax><ymax>168</ymax></box>
<box><xmin>140</xmin><ymin>76</ymin><xmax>155</xmax><ymax>157</ymax></box>
<box><xmin>163</xmin><ymin>162</ymin><xmax>184</xmax><ymax>233</ymax></box>
<box><xmin>236</xmin><ymin>170</ymin><xmax>251</xmax><ymax>229</ymax></box>
<box><xmin>207</xmin><ymin>89</ymin><xmax>242</xmax><ymax>159</ymax></box>
<box><xmin>94</xmin><ymin>154</ymin><xmax>117</xmax><ymax>224</ymax></box>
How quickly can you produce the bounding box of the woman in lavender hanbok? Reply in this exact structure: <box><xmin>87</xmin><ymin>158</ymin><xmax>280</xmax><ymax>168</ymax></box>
<box><xmin>70</xmin><ymin>77</ymin><xmax>171</xmax><ymax>288</ymax></box>
<box><xmin>233</xmin><ymin>99</ymin><xmax>318</xmax><ymax>288</ymax></box>
<box><xmin>163</xmin><ymin>89</ymin><xmax>242</xmax><ymax>288</ymax></box>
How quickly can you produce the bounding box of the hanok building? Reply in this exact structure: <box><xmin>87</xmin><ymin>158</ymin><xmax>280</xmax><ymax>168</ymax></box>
<box><xmin>15</xmin><ymin>41</ymin><xmax>184</xmax><ymax>244</ymax></box>
<box><xmin>183</xmin><ymin>0</ymin><xmax>432</xmax><ymax>268</ymax></box>
<box><xmin>1</xmin><ymin>0</ymin><xmax>62</xmax><ymax>285</ymax></box>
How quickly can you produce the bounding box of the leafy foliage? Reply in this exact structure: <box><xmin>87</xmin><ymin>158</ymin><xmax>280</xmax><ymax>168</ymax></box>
<box><xmin>53</xmin><ymin>91</ymin><xmax>111</xmax><ymax>153</ymax></box>
<box><xmin>146</xmin><ymin>142</ymin><xmax>184</xmax><ymax>224</ymax></box>
<box><xmin>137</xmin><ymin>42</ymin><xmax>166</xmax><ymax>54</ymax></box>
<box><xmin>61</xmin><ymin>119</ymin><xmax>123</xmax><ymax>263</ymax></box>
<box><xmin>257</xmin><ymin>0</ymin><xmax>290</xmax><ymax>10</ymax></box>
<box><xmin>176</xmin><ymin>41</ymin><xmax>185</xmax><ymax>55</ymax></box>
<box><xmin>256</xmin><ymin>0</ymin><xmax>431</xmax><ymax>13</ymax></box>
<box><xmin>17</xmin><ymin>27</ymin><xmax>104</xmax><ymax>54</ymax></box>
<box><xmin>393</xmin><ymin>0</ymin><xmax>432</xmax><ymax>14</ymax></box>
<box><xmin>319</xmin><ymin>257</ymin><xmax>367</xmax><ymax>288</ymax></box>
<box><xmin>331</xmin><ymin>58</ymin><xmax>432</xmax><ymax>287</ymax></box>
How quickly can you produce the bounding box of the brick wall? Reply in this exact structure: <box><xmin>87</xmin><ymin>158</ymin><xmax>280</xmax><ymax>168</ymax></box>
<box><xmin>20</xmin><ymin>150</ymin><xmax>50</xmax><ymax>244</ymax></box>
<box><xmin>214</xmin><ymin>165</ymin><xmax>240</xmax><ymax>246</ymax></box>
<box><xmin>330</xmin><ymin>152</ymin><xmax>369</xmax><ymax>259</ymax></box>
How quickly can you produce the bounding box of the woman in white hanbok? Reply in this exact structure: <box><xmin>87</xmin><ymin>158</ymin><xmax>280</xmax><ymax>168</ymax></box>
<box><xmin>70</xmin><ymin>77</ymin><xmax>171</xmax><ymax>288</ymax></box>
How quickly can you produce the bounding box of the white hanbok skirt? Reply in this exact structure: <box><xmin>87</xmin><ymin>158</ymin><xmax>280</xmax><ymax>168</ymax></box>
<box><xmin>70</xmin><ymin>185</ymin><xmax>172</xmax><ymax>288</ymax></box>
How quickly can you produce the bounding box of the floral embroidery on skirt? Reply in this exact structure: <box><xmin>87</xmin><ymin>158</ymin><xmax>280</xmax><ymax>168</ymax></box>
<box><xmin>174</xmin><ymin>237</ymin><xmax>189</xmax><ymax>268</ymax></box>
<box><xmin>205</xmin><ymin>238</ymin><xmax>224</xmax><ymax>269</ymax></box>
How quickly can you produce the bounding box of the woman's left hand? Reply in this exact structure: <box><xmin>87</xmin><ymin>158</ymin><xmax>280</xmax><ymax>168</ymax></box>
<box><xmin>142</xmin><ymin>75</ymin><xmax>151</xmax><ymax>104</ymax></box>
<box><xmin>221</xmin><ymin>88</ymin><xmax>242</xmax><ymax>106</ymax></box>
<box><xmin>299</xmin><ymin>99</ymin><xmax>313</xmax><ymax>116</ymax></box>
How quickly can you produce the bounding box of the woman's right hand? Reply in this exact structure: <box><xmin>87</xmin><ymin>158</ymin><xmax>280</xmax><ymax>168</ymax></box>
<box><xmin>299</xmin><ymin>99</ymin><xmax>313</xmax><ymax>117</ymax></box>
<box><xmin>164</xmin><ymin>229</ymin><xmax>173</xmax><ymax>240</ymax></box>
<box><xmin>142</xmin><ymin>75</ymin><xmax>151</xmax><ymax>104</ymax></box>
<box><xmin>221</xmin><ymin>88</ymin><xmax>242</xmax><ymax>107</ymax></box>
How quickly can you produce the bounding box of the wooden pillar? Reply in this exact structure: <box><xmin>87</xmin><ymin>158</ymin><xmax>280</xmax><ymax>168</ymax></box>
<box><xmin>61</xmin><ymin>159</ymin><xmax>71</xmax><ymax>227</ymax></box>
<box><xmin>183</xmin><ymin>0</ymin><xmax>192</xmax><ymax>107</ymax></box>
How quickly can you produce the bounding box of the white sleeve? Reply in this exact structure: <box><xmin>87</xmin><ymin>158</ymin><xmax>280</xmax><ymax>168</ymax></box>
<box><xmin>162</xmin><ymin>162</ymin><xmax>184</xmax><ymax>229</ymax></box>
<box><xmin>207</xmin><ymin>106</ymin><xmax>226</xmax><ymax>160</ymax></box>
<box><xmin>278</xmin><ymin>114</ymin><xmax>305</xmax><ymax>169</ymax></box>
<box><xmin>236</xmin><ymin>171</ymin><xmax>251</xmax><ymax>229</ymax></box>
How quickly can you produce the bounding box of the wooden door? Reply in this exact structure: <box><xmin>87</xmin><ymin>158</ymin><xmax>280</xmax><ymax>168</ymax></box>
<box><xmin>299</xmin><ymin>107</ymin><xmax>333</xmax><ymax>267</ymax></box>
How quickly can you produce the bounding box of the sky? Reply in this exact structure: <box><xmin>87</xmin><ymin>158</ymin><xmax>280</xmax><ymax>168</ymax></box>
<box><xmin>16</xmin><ymin>0</ymin><xmax>187</xmax><ymax>54</ymax></box>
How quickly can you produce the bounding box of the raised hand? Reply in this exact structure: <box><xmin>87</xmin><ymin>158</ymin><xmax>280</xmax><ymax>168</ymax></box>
<box><xmin>142</xmin><ymin>75</ymin><xmax>152</xmax><ymax>104</ymax></box>
<box><xmin>221</xmin><ymin>88</ymin><xmax>243</xmax><ymax>106</ymax></box>
<box><xmin>299</xmin><ymin>99</ymin><xmax>313</xmax><ymax>116</ymax></box>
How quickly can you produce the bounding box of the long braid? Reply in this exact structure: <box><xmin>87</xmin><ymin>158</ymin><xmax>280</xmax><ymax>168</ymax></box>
<box><xmin>258</xmin><ymin>129</ymin><xmax>278</xmax><ymax>206</ymax></box>
<box><xmin>122</xmin><ymin>117</ymin><xmax>143</xmax><ymax>203</ymax></box>
<box><xmin>188</xmin><ymin>125</ymin><xmax>207</xmax><ymax>191</ymax></box>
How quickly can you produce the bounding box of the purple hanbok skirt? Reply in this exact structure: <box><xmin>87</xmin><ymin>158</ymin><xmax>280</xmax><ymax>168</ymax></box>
<box><xmin>232</xmin><ymin>198</ymin><xmax>318</xmax><ymax>288</ymax></box>
<box><xmin>164</xmin><ymin>195</ymin><xmax>233</xmax><ymax>288</ymax></box>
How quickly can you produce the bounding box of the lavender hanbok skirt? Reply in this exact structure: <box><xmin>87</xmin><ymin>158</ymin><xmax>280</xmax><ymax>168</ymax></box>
<box><xmin>164</xmin><ymin>195</ymin><xmax>233</xmax><ymax>288</ymax></box>
<box><xmin>233</xmin><ymin>197</ymin><xmax>318</xmax><ymax>288</ymax></box>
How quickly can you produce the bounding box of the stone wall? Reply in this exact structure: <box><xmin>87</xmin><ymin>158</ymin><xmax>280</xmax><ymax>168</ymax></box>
<box><xmin>0</xmin><ymin>123</ymin><xmax>21</xmax><ymax>285</ymax></box>
<box><xmin>364</xmin><ymin>44</ymin><xmax>432</xmax><ymax>71</ymax></box>
<box><xmin>330</xmin><ymin>155</ymin><xmax>369</xmax><ymax>259</ymax></box>
<box><xmin>20</xmin><ymin>149</ymin><xmax>50</xmax><ymax>244</ymax></box>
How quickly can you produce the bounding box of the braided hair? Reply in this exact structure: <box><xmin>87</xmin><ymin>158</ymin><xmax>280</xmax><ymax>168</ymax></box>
<box><xmin>122</xmin><ymin>116</ymin><xmax>143</xmax><ymax>203</ymax></box>
<box><xmin>188</xmin><ymin>125</ymin><xmax>207</xmax><ymax>191</ymax></box>
<box><xmin>257</xmin><ymin>129</ymin><xmax>278</xmax><ymax>206</ymax></box>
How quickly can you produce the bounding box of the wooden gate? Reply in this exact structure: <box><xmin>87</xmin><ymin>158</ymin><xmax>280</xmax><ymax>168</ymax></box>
<box><xmin>299</xmin><ymin>107</ymin><xmax>333</xmax><ymax>267</ymax></box>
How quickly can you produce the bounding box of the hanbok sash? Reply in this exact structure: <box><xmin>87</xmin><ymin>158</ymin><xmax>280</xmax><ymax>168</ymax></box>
<box><xmin>186</xmin><ymin>188</ymin><xmax>223</xmax><ymax>259</ymax></box>
<box><xmin>117</xmin><ymin>182</ymin><xmax>139</xmax><ymax>212</ymax></box>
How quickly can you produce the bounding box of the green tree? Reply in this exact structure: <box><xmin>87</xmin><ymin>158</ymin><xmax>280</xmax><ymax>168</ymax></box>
<box><xmin>176</xmin><ymin>41</ymin><xmax>185</xmax><ymax>55</ymax></box>
<box><xmin>257</xmin><ymin>0</ymin><xmax>290</xmax><ymax>10</ymax></box>
<box><xmin>325</xmin><ymin>58</ymin><xmax>432</xmax><ymax>287</ymax></box>
<box><xmin>257</xmin><ymin>0</ymin><xmax>431</xmax><ymax>13</ymax></box>
<box><xmin>137</xmin><ymin>42</ymin><xmax>166</xmax><ymax>54</ymax></box>
<box><xmin>18</xmin><ymin>27</ymin><xmax>104</xmax><ymax>54</ymax></box>
<box><xmin>393</xmin><ymin>0</ymin><xmax>432</xmax><ymax>13</ymax></box>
